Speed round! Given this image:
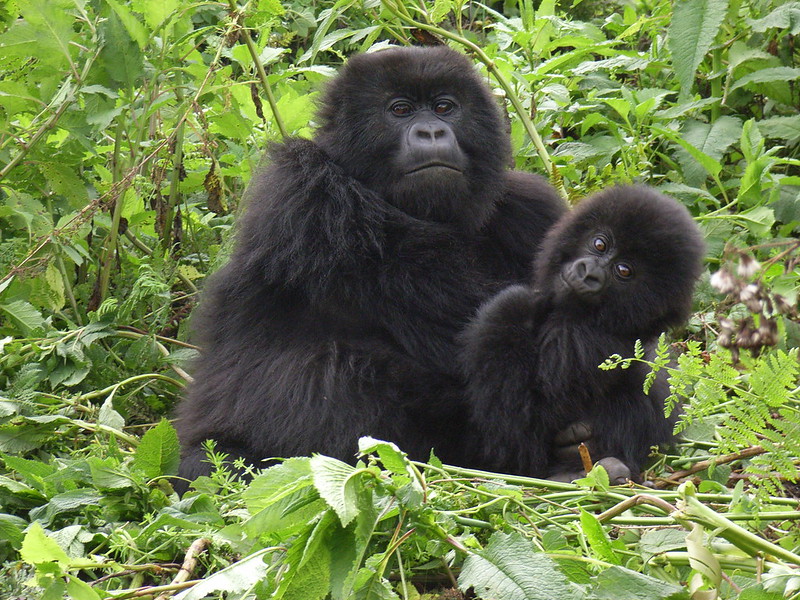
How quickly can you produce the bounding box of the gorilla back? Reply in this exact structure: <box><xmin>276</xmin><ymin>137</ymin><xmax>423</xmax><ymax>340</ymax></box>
<box><xmin>175</xmin><ymin>46</ymin><xmax>566</xmax><ymax>489</ymax></box>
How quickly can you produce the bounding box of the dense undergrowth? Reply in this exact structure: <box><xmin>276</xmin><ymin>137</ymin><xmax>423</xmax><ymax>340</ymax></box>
<box><xmin>1</xmin><ymin>0</ymin><xmax>800</xmax><ymax>598</ymax></box>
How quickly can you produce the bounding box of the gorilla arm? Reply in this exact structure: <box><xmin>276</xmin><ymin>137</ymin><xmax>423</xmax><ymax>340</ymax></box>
<box><xmin>212</xmin><ymin>138</ymin><xmax>487</xmax><ymax>374</ymax></box>
<box><xmin>459</xmin><ymin>285</ymin><xmax>554</xmax><ymax>475</ymax></box>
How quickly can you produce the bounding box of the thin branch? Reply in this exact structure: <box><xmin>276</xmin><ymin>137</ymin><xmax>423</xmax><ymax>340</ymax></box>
<box><xmin>154</xmin><ymin>538</ymin><xmax>211</xmax><ymax>600</ymax></box>
<box><xmin>657</xmin><ymin>446</ymin><xmax>767</xmax><ymax>488</ymax></box>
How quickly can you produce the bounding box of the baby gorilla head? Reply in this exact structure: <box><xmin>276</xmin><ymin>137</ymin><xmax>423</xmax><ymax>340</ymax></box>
<box><xmin>314</xmin><ymin>46</ymin><xmax>511</xmax><ymax>230</ymax></box>
<box><xmin>535</xmin><ymin>186</ymin><xmax>706</xmax><ymax>338</ymax></box>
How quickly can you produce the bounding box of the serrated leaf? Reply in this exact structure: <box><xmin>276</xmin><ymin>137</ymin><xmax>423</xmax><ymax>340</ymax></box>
<box><xmin>0</xmin><ymin>300</ymin><xmax>46</xmax><ymax>335</ymax></box>
<box><xmin>20</xmin><ymin>522</ymin><xmax>69</xmax><ymax>567</ymax></box>
<box><xmin>748</xmin><ymin>3</ymin><xmax>800</xmax><ymax>34</ymax></box>
<box><xmin>676</xmin><ymin>117</ymin><xmax>741</xmax><ymax>185</ymax></box>
<box><xmin>759</xmin><ymin>115</ymin><xmax>800</xmax><ymax>143</ymax></box>
<box><xmin>133</xmin><ymin>419</ymin><xmax>180</xmax><ymax>479</ymax></box>
<box><xmin>431</xmin><ymin>0</ymin><xmax>455</xmax><ymax>23</ymax></box>
<box><xmin>358</xmin><ymin>437</ymin><xmax>408</xmax><ymax>475</ymax></box>
<box><xmin>579</xmin><ymin>510</ymin><xmax>622</xmax><ymax>565</ymax></box>
<box><xmin>591</xmin><ymin>566</ymin><xmax>687</xmax><ymax>599</ymax></box>
<box><xmin>311</xmin><ymin>455</ymin><xmax>360</xmax><ymax>527</ymax></box>
<box><xmin>668</xmin><ymin>0</ymin><xmax>728</xmax><ymax>96</ymax></box>
<box><xmin>106</xmin><ymin>0</ymin><xmax>148</xmax><ymax>48</ymax></box>
<box><xmin>458</xmin><ymin>532</ymin><xmax>582</xmax><ymax>600</ymax></box>
<box><xmin>730</xmin><ymin>67</ymin><xmax>800</xmax><ymax>92</ymax></box>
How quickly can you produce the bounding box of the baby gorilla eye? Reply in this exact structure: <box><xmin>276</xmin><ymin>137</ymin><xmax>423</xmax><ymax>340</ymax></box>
<box><xmin>433</xmin><ymin>99</ymin><xmax>455</xmax><ymax>115</ymax></box>
<box><xmin>390</xmin><ymin>101</ymin><xmax>414</xmax><ymax>116</ymax></box>
<box><xmin>592</xmin><ymin>236</ymin><xmax>608</xmax><ymax>253</ymax></box>
<box><xmin>615</xmin><ymin>263</ymin><xmax>633</xmax><ymax>279</ymax></box>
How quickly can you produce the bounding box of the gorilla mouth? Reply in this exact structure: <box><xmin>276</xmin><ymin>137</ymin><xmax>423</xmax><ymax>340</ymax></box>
<box><xmin>406</xmin><ymin>162</ymin><xmax>463</xmax><ymax>175</ymax></box>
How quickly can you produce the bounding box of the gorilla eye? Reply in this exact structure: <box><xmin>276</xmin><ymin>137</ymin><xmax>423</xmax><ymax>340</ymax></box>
<box><xmin>390</xmin><ymin>101</ymin><xmax>414</xmax><ymax>116</ymax></box>
<box><xmin>433</xmin><ymin>99</ymin><xmax>455</xmax><ymax>115</ymax></box>
<box><xmin>592</xmin><ymin>236</ymin><xmax>608</xmax><ymax>253</ymax></box>
<box><xmin>615</xmin><ymin>263</ymin><xmax>633</xmax><ymax>279</ymax></box>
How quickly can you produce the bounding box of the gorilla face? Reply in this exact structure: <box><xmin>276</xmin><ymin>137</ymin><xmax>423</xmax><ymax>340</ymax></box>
<box><xmin>315</xmin><ymin>46</ymin><xmax>511</xmax><ymax>230</ymax></box>
<box><xmin>557</xmin><ymin>232</ymin><xmax>635</xmax><ymax>303</ymax></box>
<box><xmin>536</xmin><ymin>186</ymin><xmax>706</xmax><ymax>337</ymax></box>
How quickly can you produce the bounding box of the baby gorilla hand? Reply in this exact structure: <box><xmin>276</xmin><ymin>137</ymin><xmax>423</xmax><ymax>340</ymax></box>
<box><xmin>548</xmin><ymin>422</ymin><xmax>632</xmax><ymax>485</ymax></box>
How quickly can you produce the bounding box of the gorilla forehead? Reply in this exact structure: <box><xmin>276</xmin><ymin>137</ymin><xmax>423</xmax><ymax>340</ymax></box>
<box><xmin>319</xmin><ymin>46</ymin><xmax>498</xmax><ymax>120</ymax></box>
<box><xmin>573</xmin><ymin>186</ymin><xmax>702</xmax><ymax>259</ymax></box>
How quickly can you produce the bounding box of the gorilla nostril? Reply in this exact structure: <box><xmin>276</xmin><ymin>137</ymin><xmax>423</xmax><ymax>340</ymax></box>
<box><xmin>574</xmin><ymin>259</ymin><xmax>589</xmax><ymax>278</ymax></box>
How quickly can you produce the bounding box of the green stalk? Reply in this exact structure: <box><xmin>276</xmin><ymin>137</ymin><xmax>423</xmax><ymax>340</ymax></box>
<box><xmin>163</xmin><ymin>85</ymin><xmax>186</xmax><ymax>252</ymax></box>
<box><xmin>97</xmin><ymin>117</ymin><xmax>127</xmax><ymax>303</ymax></box>
<box><xmin>710</xmin><ymin>46</ymin><xmax>723</xmax><ymax>123</ymax></box>
<box><xmin>381</xmin><ymin>0</ymin><xmax>566</xmax><ymax>199</ymax></box>
<box><xmin>228</xmin><ymin>0</ymin><xmax>288</xmax><ymax>139</ymax></box>
<box><xmin>675</xmin><ymin>482</ymin><xmax>800</xmax><ymax>566</ymax></box>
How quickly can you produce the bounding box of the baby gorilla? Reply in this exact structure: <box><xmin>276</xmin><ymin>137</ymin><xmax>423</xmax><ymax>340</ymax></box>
<box><xmin>461</xmin><ymin>186</ymin><xmax>705</xmax><ymax>483</ymax></box>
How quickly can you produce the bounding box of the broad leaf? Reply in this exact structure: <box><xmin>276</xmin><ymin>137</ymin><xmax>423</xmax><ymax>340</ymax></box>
<box><xmin>459</xmin><ymin>532</ymin><xmax>582</xmax><ymax>600</ymax></box>
<box><xmin>668</xmin><ymin>0</ymin><xmax>728</xmax><ymax>96</ymax></box>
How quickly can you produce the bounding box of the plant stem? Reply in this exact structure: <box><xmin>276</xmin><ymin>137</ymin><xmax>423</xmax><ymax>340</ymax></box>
<box><xmin>229</xmin><ymin>0</ymin><xmax>288</xmax><ymax>139</ymax></box>
<box><xmin>97</xmin><ymin>117</ymin><xmax>128</xmax><ymax>303</ymax></box>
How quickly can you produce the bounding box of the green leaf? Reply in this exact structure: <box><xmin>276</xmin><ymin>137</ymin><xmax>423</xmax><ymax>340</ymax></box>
<box><xmin>591</xmin><ymin>566</ymin><xmax>687</xmax><ymax>599</ymax></box>
<box><xmin>106</xmin><ymin>0</ymin><xmax>148</xmax><ymax>48</ymax></box>
<box><xmin>97</xmin><ymin>8</ymin><xmax>144</xmax><ymax>90</ymax></box>
<box><xmin>0</xmin><ymin>514</ymin><xmax>27</xmax><ymax>549</ymax></box>
<box><xmin>358</xmin><ymin>437</ymin><xmax>409</xmax><ymax>476</ymax></box>
<box><xmin>748</xmin><ymin>3</ymin><xmax>800</xmax><ymax>34</ymax></box>
<box><xmin>29</xmin><ymin>489</ymin><xmax>103</xmax><ymax>525</ymax></box>
<box><xmin>675</xmin><ymin>117</ymin><xmax>741</xmax><ymax>185</ymax></box>
<box><xmin>730</xmin><ymin>67</ymin><xmax>800</xmax><ymax>92</ymax></box>
<box><xmin>280</xmin><ymin>511</ymin><xmax>336</xmax><ymax>600</ymax></box>
<box><xmin>668</xmin><ymin>0</ymin><xmax>728</xmax><ymax>96</ymax></box>
<box><xmin>311</xmin><ymin>455</ymin><xmax>360</xmax><ymax>527</ymax></box>
<box><xmin>133</xmin><ymin>419</ymin><xmax>180</xmax><ymax>479</ymax></box>
<box><xmin>20</xmin><ymin>522</ymin><xmax>69</xmax><ymax>567</ymax></box>
<box><xmin>431</xmin><ymin>0</ymin><xmax>455</xmax><ymax>23</ymax></box>
<box><xmin>13</xmin><ymin>0</ymin><xmax>75</xmax><ymax>66</ymax></box>
<box><xmin>458</xmin><ymin>532</ymin><xmax>582</xmax><ymax>600</ymax></box>
<box><xmin>736</xmin><ymin>206</ymin><xmax>775</xmax><ymax>237</ymax></box>
<box><xmin>135</xmin><ymin>0</ymin><xmax>180</xmax><ymax>29</ymax></box>
<box><xmin>66</xmin><ymin>576</ymin><xmax>103</xmax><ymax>600</ymax></box>
<box><xmin>98</xmin><ymin>396</ymin><xmax>125</xmax><ymax>431</ymax></box>
<box><xmin>0</xmin><ymin>300</ymin><xmax>46</xmax><ymax>335</ymax></box>
<box><xmin>243</xmin><ymin>459</ymin><xmax>322</xmax><ymax>539</ymax></box>
<box><xmin>759</xmin><ymin>115</ymin><xmax>800</xmax><ymax>143</ymax></box>
<box><xmin>88</xmin><ymin>457</ymin><xmax>134</xmax><ymax>490</ymax></box>
<box><xmin>579</xmin><ymin>510</ymin><xmax>622</xmax><ymax>565</ymax></box>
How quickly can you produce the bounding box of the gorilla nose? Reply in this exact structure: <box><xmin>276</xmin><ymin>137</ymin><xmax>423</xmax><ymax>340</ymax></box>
<box><xmin>573</xmin><ymin>258</ymin><xmax>606</xmax><ymax>292</ymax></box>
<box><xmin>410</xmin><ymin>122</ymin><xmax>452</xmax><ymax>145</ymax></box>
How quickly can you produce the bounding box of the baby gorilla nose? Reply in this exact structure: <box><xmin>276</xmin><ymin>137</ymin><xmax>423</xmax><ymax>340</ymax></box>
<box><xmin>570</xmin><ymin>257</ymin><xmax>606</xmax><ymax>295</ymax></box>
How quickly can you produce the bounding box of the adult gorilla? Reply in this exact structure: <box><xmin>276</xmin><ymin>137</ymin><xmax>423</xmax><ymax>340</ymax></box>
<box><xmin>175</xmin><ymin>46</ymin><xmax>566</xmax><ymax>488</ymax></box>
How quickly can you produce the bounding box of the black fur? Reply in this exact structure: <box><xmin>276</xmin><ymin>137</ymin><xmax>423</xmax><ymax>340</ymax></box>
<box><xmin>461</xmin><ymin>186</ymin><xmax>705</xmax><ymax>481</ymax></box>
<box><xmin>175</xmin><ymin>46</ymin><xmax>566</xmax><ymax>489</ymax></box>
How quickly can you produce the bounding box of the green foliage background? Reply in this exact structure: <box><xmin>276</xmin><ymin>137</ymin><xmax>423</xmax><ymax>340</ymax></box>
<box><xmin>0</xmin><ymin>0</ymin><xmax>799</xmax><ymax>598</ymax></box>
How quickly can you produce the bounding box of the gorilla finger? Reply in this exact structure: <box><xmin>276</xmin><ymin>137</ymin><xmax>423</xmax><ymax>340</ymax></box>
<box><xmin>552</xmin><ymin>443</ymin><xmax>583</xmax><ymax>463</ymax></box>
<box><xmin>553</xmin><ymin>421</ymin><xmax>593</xmax><ymax>447</ymax></box>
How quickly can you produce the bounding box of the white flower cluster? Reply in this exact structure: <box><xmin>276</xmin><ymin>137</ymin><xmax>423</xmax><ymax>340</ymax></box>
<box><xmin>710</xmin><ymin>253</ymin><xmax>797</xmax><ymax>360</ymax></box>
